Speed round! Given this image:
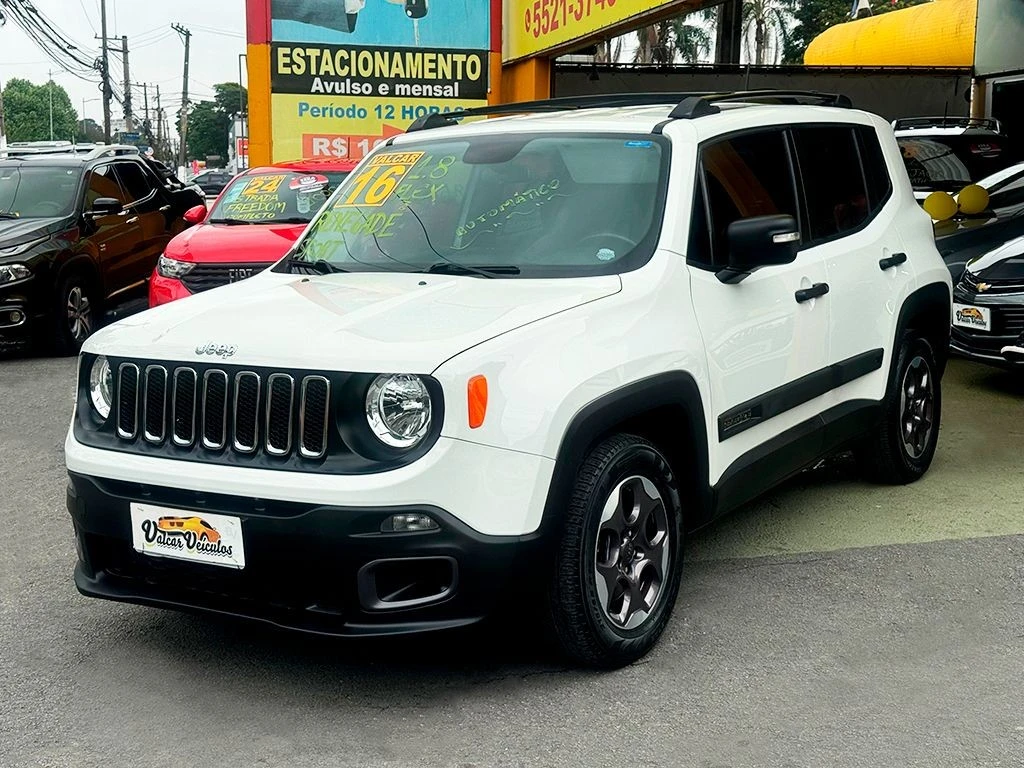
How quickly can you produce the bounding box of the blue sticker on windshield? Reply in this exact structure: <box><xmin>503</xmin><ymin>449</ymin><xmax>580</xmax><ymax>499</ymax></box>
<box><xmin>625</xmin><ymin>140</ymin><xmax>654</xmax><ymax>148</ymax></box>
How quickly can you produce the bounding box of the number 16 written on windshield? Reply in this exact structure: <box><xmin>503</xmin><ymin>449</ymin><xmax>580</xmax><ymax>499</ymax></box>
<box><xmin>339</xmin><ymin>151</ymin><xmax>426</xmax><ymax>207</ymax></box>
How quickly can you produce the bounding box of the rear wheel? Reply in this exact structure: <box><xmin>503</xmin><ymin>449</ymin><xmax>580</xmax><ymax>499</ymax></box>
<box><xmin>547</xmin><ymin>434</ymin><xmax>683</xmax><ymax>668</ymax></box>
<box><xmin>51</xmin><ymin>272</ymin><xmax>98</xmax><ymax>356</ymax></box>
<box><xmin>859</xmin><ymin>336</ymin><xmax>941</xmax><ymax>484</ymax></box>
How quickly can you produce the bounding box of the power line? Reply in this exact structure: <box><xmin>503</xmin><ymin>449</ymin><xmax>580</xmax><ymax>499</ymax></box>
<box><xmin>77</xmin><ymin>0</ymin><xmax>96</xmax><ymax>35</ymax></box>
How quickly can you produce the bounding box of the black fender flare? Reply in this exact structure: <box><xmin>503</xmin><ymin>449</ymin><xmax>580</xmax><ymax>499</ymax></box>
<box><xmin>889</xmin><ymin>281</ymin><xmax>951</xmax><ymax>386</ymax></box>
<box><xmin>54</xmin><ymin>253</ymin><xmax>103</xmax><ymax>302</ymax></box>
<box><xmin>537</xmin><ymin>371</ymin><xmax>712</xmax><ymax>543</ymax></box>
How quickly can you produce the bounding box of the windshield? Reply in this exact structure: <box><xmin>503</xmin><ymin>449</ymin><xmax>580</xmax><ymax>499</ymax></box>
<box><xmin>286</xmin><ymin>134</ymin><xmax>668</xmax><ymax>278</ymax></box>
<box><xmin>0</xmin><ymin>166</ymin><xmax>81</xmax><ymax>218</ymax></box>
<box><xmin>898</xmin><ymin>136</ymin><xmax>1015</xmax><ymax>191</ymax></box>
<box><xmin>209</xmin><ymin>170</ymin><xmax>349</xmax><ymax>224</ymax></box>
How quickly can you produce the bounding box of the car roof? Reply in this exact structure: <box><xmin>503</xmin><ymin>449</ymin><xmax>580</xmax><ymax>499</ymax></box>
<box><xmin>272</xmin><ymin>158</ymin><xmax>359</xmax><ymax>173</ymax></box>
<box><xmin>387</xmin><ymin>102</ymin><xmax>882</xmax><ymax>147</ymax></box>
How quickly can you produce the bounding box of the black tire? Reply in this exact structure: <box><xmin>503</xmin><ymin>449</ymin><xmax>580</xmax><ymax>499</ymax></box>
<box><xmin>547</xmin><ymin>434</ymin><xmax>684</xmax><ymax>668</ymax></box>
<box><xmin>51</xmin><ymin>271</ymin><xmax>98</xmax><ymax>356</ymax></box>
<box><xmin>859</xmin><ymin>336</ymin><xmax>942</xmax><ymax>484</ymax></box>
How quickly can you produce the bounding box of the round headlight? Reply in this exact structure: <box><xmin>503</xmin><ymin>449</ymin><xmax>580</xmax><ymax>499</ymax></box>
<box><xmin>89</xmin><ymin>355</ymin><xmax>113</xmax><ymax>419</ymax></box>
<box><xmin>365</xmin><ymin>374</ymin><xmax>432</xmax><ymax>448</ymax></box>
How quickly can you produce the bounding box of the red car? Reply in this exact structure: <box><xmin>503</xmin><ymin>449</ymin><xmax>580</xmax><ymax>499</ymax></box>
<box><xmin>149</xmin><ymin>159</ymin><xmax>357</xmax><ymax>306</ymax></box>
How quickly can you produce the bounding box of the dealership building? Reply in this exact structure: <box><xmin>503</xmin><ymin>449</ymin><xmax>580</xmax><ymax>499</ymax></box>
<box><xmin>244</xmin><ymin>0</ymin><xmax>1024</xmax><ymax>166</ymax></box>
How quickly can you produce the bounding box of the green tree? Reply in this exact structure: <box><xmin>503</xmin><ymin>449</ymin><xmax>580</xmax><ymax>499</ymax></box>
<box><xmin>76</xmin><ymin>118</ymin><xmax>104</xmax><ymax>143</ymax></box>
<box><xmin>214</xmin><ymin>82</ymin><xmax>248</xmax><ymax>119</ymax></box>
<box><xmin>174</xmin><ymin>82</ymin><xmax>247</xmax><ymax>162</ymax></box>
<box><xmin>784</xmin><ymin>0</ymin><xmax>931</xmax><ymax>64</ymax></box>
<box><xmin>2</xmin><ymin>78</ymin><xmax>78</xmax><ymax>142</ymax></box>
<box><xmin>178</xmin><ymin>101</ymin><xmax>229</xmax><ymax>161</ymax></box>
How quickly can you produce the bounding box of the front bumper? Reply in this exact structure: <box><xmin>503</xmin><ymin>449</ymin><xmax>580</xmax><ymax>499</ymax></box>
<box><xmin>148</xmin><ymin>272</ymin><xmax>192</xmax><ymax>307</ymax></box>
<box><xmin>950</xmin><ymin>287</ymin><xmax>1024</xmax><ymax>368</ymax></box>
<box><xmin>0</xmin><ymin>278</ymin><xmax>44</xmax><ymax>348</ymax></box>
<box><xmin>68</xmin><ymin>472</ymin><xmax>547</xmax><ymax>636</ymax></box>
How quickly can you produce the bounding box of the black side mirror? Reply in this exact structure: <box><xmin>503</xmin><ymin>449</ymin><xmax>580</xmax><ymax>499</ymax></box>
<box><xmin>89</xmin><ymin>197</ymin><xmax>123</xmax><ymax>217</ymax></box>
<box><xmin>716</xmin><ymin>214</ymin><xmax>800</xmax><ymax>284</ymax></box>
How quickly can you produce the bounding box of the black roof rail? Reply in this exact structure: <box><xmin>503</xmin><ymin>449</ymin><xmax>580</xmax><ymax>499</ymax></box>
<box><xmin>892</xmin><ymin>116</ymin><xmax>1001</xmax><ymax>132</ymax></box>
<box><xmin>406</xmin><ymin>89</ymin><xmax>852</xmax><ymax>133</ymax></box>
<box><xmin>406</xmin><ymin>93</ymin><xmax>707</xmax><ymax>132</ymax></box>
<box><xmin>667</xmin><ymin>90</ymin><xmax>852</xmax><ymax>119</ymax></box>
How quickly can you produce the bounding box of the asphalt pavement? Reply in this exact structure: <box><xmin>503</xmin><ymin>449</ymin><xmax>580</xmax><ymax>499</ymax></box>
<box><xmin>1</xmin><ymin>355</ymin><xmax>1022</xmax><ymax>768</ymax></box>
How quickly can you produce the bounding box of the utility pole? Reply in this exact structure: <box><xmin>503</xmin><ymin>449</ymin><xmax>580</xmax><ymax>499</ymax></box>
<box><xmin>48</xmin><ymin>69</ymin><xmax>53</xmax><ymax>140</ymax></box>
<box><xmin>155</xmin><ymin>84</ymin><xmax>162</xmax><ymax>153</ymax></box>
<box><xmin>99</xmin><ymin>0</ymin><xmax>112</xmax><ymax>143</ymax></box>
<box><xmin>0</xmin><ymin>81</ymin><xmax>7</xmax><ymax>159</ymax></box>
<box><xmin>121</xmin><ymin>35</ymin><xmax>133</xmax><ymax>132</ymax></box>
<box><xmin>172</xmin><ymin>23</ymin><xmax>192</xmax><ymax>172</ymax></box>
<box><xmin>140</xmin><ymin>82</ymin><xmax>151</xmax><ymax>144</ymax></box>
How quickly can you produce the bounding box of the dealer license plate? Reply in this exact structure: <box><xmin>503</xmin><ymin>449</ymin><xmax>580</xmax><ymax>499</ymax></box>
<box><xmin>130</xmin><ymin>503</ymin><xmax>246</xmax><ymax>569</ymax></box>
<box><xmin>952</xmin><ymin>303</ymin><xmax>992</xmax><ymax>332</ymax></box>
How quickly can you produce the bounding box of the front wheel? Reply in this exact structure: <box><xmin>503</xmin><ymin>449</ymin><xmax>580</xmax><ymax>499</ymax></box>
<box><xmin>547</xmin><ymin>435</ymin><xmax>684</xmax><ymax>668</ymax></box>
<box><xmin>51</xmin><ymin>272</ymin><xmax>98</xmax><ymax>356</ymax></box>
<box><xmin>859</xmin><ymin>336</ymin><xmax>941</xmax><ymax>484</ymax></box>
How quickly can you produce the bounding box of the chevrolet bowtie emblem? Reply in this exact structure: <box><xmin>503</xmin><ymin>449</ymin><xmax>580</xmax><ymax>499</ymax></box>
<box><xmin>976</xmin><ymin>282</ymin><xmax>991</xmax><ymax>293</ymax></box>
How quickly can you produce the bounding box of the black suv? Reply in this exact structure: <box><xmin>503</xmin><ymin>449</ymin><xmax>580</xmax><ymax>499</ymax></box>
<box><xmin>0</xmin><ymin>146</ymin><xmax>203</xmax><ymax>354</ymax></box>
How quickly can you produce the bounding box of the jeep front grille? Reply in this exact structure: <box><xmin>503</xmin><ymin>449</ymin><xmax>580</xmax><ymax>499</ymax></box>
<box><xmin>116</xmin><ymin>363</ymin><xmax>332</xmax><ymax>460</ymax></box>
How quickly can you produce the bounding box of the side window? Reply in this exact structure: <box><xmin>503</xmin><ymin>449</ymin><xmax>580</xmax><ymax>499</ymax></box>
<box><xmin>793</xmin><ymin>126</ymin><xmax>869</xmax><ymax>243</ymax></box>
<box><xmin>113</xmin><ymin>162</ymin><xmax>156</xmax><ymax>204</ymax></box>
<box><xmin>700</xmin><ymin>131</ymin><xmax>799</xmax><ymax>265</ymax></box>
<box><xmin>84</xmin><ymin>165</ymin><xmax>128</xmax><ymax>209</ymax></box>
<box><xmin>855</xmin><ymin>126</ymin><xmax>892</xmax><ymax>213</ymax></box>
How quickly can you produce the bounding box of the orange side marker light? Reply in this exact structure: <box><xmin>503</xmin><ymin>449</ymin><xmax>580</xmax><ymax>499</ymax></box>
<box><xmin>468</xmin><ymin>375</ymin><xmax>488</xmax><ymax>429</ymax></box>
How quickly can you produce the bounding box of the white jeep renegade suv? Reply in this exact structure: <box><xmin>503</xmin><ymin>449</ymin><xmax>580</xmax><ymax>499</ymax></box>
<box><xmin>66</xmin><ymin>91</ymin><xmax>953</xmax><ymax>668</ymax></box>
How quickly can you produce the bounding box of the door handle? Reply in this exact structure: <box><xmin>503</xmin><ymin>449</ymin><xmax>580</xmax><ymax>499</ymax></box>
<box><xmin>159</xmin><ymin>205</ymin><xmax>171</xmax><ymax>212</ymax></box>
<box><xmin>125</xmin><ymin>217</ymin><xmax>139</xmax><ymax>225</ymax></box>
<box><xmin>879</xmin><ymin>252</ymin><xmax>907</xmax><ymax>271</ymax></box>
<box><xmin>795</xmin><ymin>282</ymin><xmax>829</xmax><ymax>303</ymax></box>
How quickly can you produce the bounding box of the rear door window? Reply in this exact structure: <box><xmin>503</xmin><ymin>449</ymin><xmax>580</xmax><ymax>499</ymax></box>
<box><xmin>793</xmin><ymin>126</ymin><xmax>870</xmax><ymax>244</ymax></box>
<box><xmin>113</xmin><ymin>162</ymin><xmax>157</xmax><ymax>205</ymax></box>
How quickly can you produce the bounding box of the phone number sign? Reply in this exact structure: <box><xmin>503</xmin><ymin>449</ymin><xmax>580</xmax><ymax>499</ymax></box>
<box><xmin>504</xmin><ymin>0</ymin><xmax>684</xmax><ymax>61</ymax></box>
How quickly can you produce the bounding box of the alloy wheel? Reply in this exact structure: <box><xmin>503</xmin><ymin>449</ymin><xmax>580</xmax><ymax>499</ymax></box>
<box><xmin>899</xmin><ymin>354</ymin><xmax>935</xmax><ymax>459</ymax></box>
<box><xmin>66</xmin><ymin>285</ymin><xmax>93</xmax><ymax>342</ymax></box>
<box><xmin>594</xmin><ymin>475</ymin><xmax>671</xmax><ymax>631</ymax></box>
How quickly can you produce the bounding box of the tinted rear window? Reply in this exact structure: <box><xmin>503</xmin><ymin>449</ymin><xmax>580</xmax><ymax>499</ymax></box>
<box><xmin>898</xmin><ymin>134</ymin><xmax>1014</xmax><ymax>191</ymax></box>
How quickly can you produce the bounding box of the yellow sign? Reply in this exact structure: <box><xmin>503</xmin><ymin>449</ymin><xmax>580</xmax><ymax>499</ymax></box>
<box><xmin>270</xmin><ymin>93</ymin><xmax>484</xmax><ymax>163</ymax></box>
<box><xmin>504</xmin><ymin>0</ymin><xmax>682</xmax><ymax>62</ymax></box>
<box><xmin>338</xmin><ymin>151</ymin><xmax>426</xmax><ymax>207</ymax></box>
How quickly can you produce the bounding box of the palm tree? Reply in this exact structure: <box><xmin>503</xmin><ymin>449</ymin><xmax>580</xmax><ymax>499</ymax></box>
<box><xmin>671</xmin><ymin>16</ymin><xmax>714</xmax><ymax>64</ymax></box>
<box><xmin>633</xmin><ymin>11</ymin><xmax>715</xmax><ymax>65</ymax></box>
<box><xmin>742</xmin><ymin>0</ymin><xmax>794</xmax><ymax>65</ymax></box>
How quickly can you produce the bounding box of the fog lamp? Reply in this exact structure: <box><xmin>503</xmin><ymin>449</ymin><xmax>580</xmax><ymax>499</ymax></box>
<box><xmin>380</xmin><ymin>513</ymin><xmax>439</xmax><ymax>533</ymax></box>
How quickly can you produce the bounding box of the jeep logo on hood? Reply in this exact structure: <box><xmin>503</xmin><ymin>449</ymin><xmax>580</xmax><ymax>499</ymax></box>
<box><xmin>195</xmin><ymin>343</ymin><xmax>237</xmax><ymax>358</ymax></box>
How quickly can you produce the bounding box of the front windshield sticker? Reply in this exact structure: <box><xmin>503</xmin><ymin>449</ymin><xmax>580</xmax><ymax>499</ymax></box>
<box><xmin>455</xmin><ymin>178</ymin><xmax>562</xmax><ymax>240</ymax></box>
<box><xmin>337</xmin><ymin>151</ymin><xmax>426</xmax><ymax>207</ymax></box>
<box><xmin>218</xmin><ymin>173</ymin><xmax>292</xmax><ymax>221</ymax></box>
<box><xmin>242</xmin><ymin>174</ymin><xmax>285</xmax><ymax>196</ymax></box>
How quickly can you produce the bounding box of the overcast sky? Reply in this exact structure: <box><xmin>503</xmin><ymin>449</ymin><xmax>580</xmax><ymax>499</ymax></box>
<box><xmin>1</xmin><ymin>0</ymin><xmax>246</xmax><ymax>127</ymax></box>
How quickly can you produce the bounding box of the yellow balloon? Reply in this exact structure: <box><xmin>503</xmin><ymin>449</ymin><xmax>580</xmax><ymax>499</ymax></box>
<box><xmin>923</xmin><ymin>191</ymin><xmax>958</xmax><ymax>221</ymax></box>
<box><xmin>957</xmin><ymin>184</ymin><xmax>990</xmax><ymax>215</ymax></box>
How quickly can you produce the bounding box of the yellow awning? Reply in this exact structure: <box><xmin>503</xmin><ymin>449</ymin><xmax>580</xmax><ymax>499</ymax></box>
<box><xmin>804</xmin><ymin>0</ymin><xmax>977</xmax><ymax>68</ymax></box>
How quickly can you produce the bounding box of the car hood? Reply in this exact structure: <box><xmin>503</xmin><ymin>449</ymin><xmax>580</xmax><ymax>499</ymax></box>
<box><xmin>164</xmin><ymin>221</ymin><xmax>307</xmax><ymax>264</ymax></box>
<box><xmin>0</xmin><ymin>216</ymin><xmax>67</xmax><ymax>249</ymax></box>
<box><xmin>85</xmin><ymin>270</ymin><xmax>622</xmax><ymax>373</ymax></box>
<box><xmin>964</xmin><ymin>234</ymin><xmax>1024</xmax><ymax>280</ymax></box>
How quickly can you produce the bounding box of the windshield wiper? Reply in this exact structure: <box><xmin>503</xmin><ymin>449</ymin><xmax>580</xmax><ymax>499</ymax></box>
<box><xmin>426</xmin><ymin>262</ymin><xmax>520</xmax><ymax>278</ymax></box>
<box><xmin>0</xmin><ymin>212</ymin><xmax>20</xmax><ymax>219</ymax></box>
<box><xmin>208</xmin><ymin>217</ymin><xmax>256</xmax><ymax>226</ymax></box>
<box><xmin>285</xmin><ymin>257</ymin><xmax>348</xmax><ymax>275</ymax></box>
<box><xmin>275</xmin><ymin>217</ymin><xmax>314</xmax><ymax>224</ymax></box>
